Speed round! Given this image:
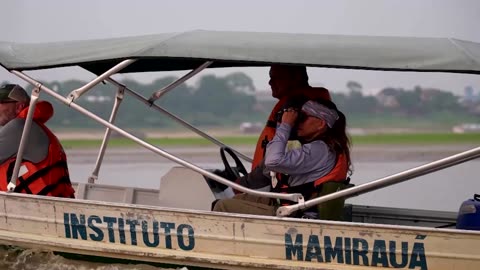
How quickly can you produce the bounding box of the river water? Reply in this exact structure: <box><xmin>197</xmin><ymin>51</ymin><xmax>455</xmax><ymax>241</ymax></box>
<box><xmin>2</xmin><ymin>148</ymin><xmax>479</xmax><ymax>269</ymax></box>
<box><xmin>69</xmin><ymin>160</ymin><xmax>480</xmax><ymax>212</ymax></box>
<box><xmin>0</xmin><ymin>247</ymin><xmax>186</xmax><ymax>270</ymax></box>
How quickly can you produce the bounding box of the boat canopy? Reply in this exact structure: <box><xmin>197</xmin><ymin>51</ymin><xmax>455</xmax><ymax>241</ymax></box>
<box><xmin>0</xmin><ymin>30</ymin><xmax>479</xmax><ymax>75</ymax></box>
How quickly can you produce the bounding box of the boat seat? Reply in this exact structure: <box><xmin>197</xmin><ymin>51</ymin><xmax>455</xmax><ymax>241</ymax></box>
<box><xmin>158</xmin><ymin>166</ymin><xmax>216</xmax><ymax>211</ymax></box>
<box><xmin>73</xmin><ymin>182</ymin><xmax>162</xmax><ymax>206</ymax></box>
<box><xmin>73</xmin><ymin>167</ymin><xmax>217</xmax><ymax>211</ymax></box>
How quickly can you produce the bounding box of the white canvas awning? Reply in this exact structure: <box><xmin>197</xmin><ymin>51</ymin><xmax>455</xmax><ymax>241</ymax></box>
<box><xmin>0</xmin><ymin>30</ymin><xmax>479</xmax><ymax>75</ymax></box>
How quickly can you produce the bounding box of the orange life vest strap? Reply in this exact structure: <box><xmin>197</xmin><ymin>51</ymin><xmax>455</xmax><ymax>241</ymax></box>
<box><xmin>37</xmin><ymin>175</ymin><xmax>74</xmax><ymax>197</ymax></box>
<box><xmin>11</xmin><ymin>160</ymin><xmax>70</xmax><ymax>194</ymax></box>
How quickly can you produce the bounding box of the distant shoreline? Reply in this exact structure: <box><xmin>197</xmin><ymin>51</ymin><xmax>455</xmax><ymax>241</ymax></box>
<box><xmin>65</xmin><ymin>144</ymin><xmax>479</xmax><ymax>164</ymax></box>
<box><xmin>57</xmin><ymin>129</ymin><xmax>480</xmax><ymax>164</ymax></box>
<box><xmin>59</xmin><ymin>132</ymin><xmax>480</xmax><ymax>148</ymax></box>
<box><xmin>53</xmin><ymin>128</ymin><xmax>464</xmax><ymax>140</ymax></box>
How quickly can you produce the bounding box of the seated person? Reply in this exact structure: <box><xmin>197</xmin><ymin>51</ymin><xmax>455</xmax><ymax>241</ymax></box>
<box><xmin>213</xmin><ymin>99</ymin><xmax>352</xmax><ymax>219</ymax></box>
<box><xmin>0</xmin><ymin>84</ymin><xmax>75</xmax><ymax>198</ymax></box>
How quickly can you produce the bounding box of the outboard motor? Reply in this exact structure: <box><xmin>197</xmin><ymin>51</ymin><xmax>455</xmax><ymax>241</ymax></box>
<box><xmin>456</xmin><ymin>194</ymin><xmax>480</xmax><ymax>230</ymax></box>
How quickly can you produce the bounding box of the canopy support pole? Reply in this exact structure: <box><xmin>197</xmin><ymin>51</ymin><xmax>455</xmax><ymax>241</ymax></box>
<box><xmin>7</xmin><ymin>84</ymin><xmax>41</xmax><ymax>191</ymax></box>
<box><xmin>277</xmin><ymin>146</ymin><xmax>480</xmax><ymax>216</ymax></box>
<box><xmin>12</xmin><ymin>70</ymin><xmax>300</xmax><ymax>203</ymax></box>
<box><xmin>148</xmin><ymin>61</ymin><xmax>213</xmax><ymax>102</ymax></box>
<box><xmin>87</xmin><ymin>85</ymin><xmax>125</xmax><ymax>184</ymax></box>
<box><xmin>68</xmin><ymin>59</ymin><xmax>136</xmax><ymax>102</ymax></box>
<box><xmin>106</xmin><ymin>77</ymin><xmax>253</xmax><ymax>163</ymax></box>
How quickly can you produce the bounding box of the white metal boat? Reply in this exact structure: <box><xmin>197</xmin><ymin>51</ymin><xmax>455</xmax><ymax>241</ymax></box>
<box><xmin>0</xmin><ymin>30</ymin><xmax>479</xmax><ymax>269</ymax></box>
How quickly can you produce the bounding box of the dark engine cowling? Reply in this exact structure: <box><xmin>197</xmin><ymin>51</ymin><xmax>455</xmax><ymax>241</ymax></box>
<box><xmin>456</xmin><ymin>194</ymin><xmax>480</xmax><ymax>230</ymax></box>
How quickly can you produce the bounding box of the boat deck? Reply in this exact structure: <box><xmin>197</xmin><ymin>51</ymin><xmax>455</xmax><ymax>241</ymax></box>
<box><xmin>73</xmin><ymin>179</ymin><xmax>458</xmax><ymax>229</ymax></box>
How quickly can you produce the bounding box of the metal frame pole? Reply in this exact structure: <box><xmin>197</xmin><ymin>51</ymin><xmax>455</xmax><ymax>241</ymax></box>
<box><xmin>87</xmin><ymin>86</ymin><xmax>125</xmax><ymax>183</ymax></box>
<box><xmin>148</xmin><ymin>61</ymin><xmax>213</xmax><ymax>102</ymax></box>
<box><xmin>68</xmin><ymin>59</ymin><xmax>136</xmax><ymax>102</ymax></box>
<box><xmin>277</xmin><ymin>146</ymin><xmax>480</xmax><ymax>216</ymax></box>
<box><xmin>107</xmin><ymin>78</ymin><xmax>253</xmax><ymax>163</ymax></box>
<box><xmin>12</xmin><ymin>70</ymin><xmax>301</xmax><ymax>203</ymax></box>
<box><xmin>7</xmin><ymin>85</ymin><xmax>41</xmax><ymax>191</ymax></box>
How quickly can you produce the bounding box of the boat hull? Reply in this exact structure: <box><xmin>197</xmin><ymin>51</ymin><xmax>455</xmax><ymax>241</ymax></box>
<box><xmin>0</xmin><ymin>192</ymin><xmax>479</xmax><ymax>270</ymax></box>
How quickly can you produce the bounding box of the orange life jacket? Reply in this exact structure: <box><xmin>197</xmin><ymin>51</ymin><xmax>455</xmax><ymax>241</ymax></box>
<box><xmin>0</xmin><ymin>101</ymin><xmax>75</xmax><ymax>198</ymax></box>
<box><xmin>274</xmin><ymin>152</ymin><xmax>348</xmax><ymax>205</ymax></box>
<box><xmin>312</xmin><ymin>153</ymin><xmax>348</xmax><ymax>187</ymax></box>
<box><xmin>251</xmin><ymin>87</ymin><xmax>332</xmax><ymax>170</ymax></box>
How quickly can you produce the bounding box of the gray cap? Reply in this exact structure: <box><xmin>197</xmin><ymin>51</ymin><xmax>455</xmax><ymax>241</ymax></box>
<box><xmin>0</xmin><ymin>84</ymin><xmax>30</xmax><ymax>103</ymax></box>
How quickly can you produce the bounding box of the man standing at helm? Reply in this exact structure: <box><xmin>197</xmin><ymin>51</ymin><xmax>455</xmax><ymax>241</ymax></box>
<box><xmin>213</xmin><ymin>65</ymin><xmax>343</xmax><ymax>216</ymax></box>
<box><xmin>0</xmin><ymin>84</ymin><xmax>75</xmax><ymax>198</ymax></box>
<box><xmin>227</xmin><ymin>65</ymin><xmax>332</xmax><ymax>196</ymax></box>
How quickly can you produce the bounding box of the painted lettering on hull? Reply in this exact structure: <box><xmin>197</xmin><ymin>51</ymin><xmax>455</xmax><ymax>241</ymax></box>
<box><xmin>285</xmin><ymin>233</ymin><xmax>427</xmax><ymax>269</ymax></box>
<box><xmin>64</xmin><ymin>213</ymin><xmax>195</xmax><ymax>251</ymax></box>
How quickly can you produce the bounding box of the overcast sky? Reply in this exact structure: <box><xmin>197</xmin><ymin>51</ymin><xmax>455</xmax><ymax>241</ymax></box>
<box><xmin>1</xmin><ymin>0</ymin><xmax>479</xmax><ymax>95</ymax></box>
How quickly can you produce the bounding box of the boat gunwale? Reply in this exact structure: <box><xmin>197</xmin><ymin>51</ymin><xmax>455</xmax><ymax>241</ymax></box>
<box><xmin>1</xmin><ymin>191</ymin><xmax>478</xmax><ymax>236</ymax></box>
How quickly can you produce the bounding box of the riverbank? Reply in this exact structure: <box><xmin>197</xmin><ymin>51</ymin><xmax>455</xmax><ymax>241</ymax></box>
<box><xmin>57</xmin><ymin>129</ymin><xmax>480</xmax><ymax>163</ymax></box>
<box><xmin>65</xmin><ymin>144</ymin><xmax>478</xmax><ymax>164</ymax></box>
<box><xmin>58</xmin><ymin>133</ymin><xmax>480</xmax><ymax>149</ymax></box>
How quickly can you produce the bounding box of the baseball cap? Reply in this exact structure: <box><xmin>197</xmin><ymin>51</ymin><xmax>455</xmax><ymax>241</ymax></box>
<box><xmin>0</xmin><ymin>84</ymin><xmax>30</xmax><ymax>103</ymax></box>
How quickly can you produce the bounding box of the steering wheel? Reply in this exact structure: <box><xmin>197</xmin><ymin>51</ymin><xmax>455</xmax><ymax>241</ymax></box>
<box><xmin>220</xmin><ymin>146</ymin><xmax>248</xmax><ymax>180</ymax></box>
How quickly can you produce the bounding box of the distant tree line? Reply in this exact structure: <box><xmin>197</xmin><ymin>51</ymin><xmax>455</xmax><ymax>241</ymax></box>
<box><xmin>2</xmin><ymin>72</ymin><xmax>259</xmax><ymax>129</ymax></box>
<box><xmin>1</xmin><ymin>74</ymin><xmax>476</xmax><ymax>129</ymax></box>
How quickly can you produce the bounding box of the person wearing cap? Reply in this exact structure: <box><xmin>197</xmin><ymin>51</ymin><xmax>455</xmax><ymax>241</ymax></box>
<box><xmin>225</xmin><ymin>65</ymin><xmax>332</xmax><ymax>197</ymax></box>
<box><xmin>214</xmin><ymin>99</ymin><xmax>352</xmax><ymax>219</ymax></box>
<box><xmin>0</xmin><ymin>84</ymin><xmax>75</xmax><ymax>198</ymax></box>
